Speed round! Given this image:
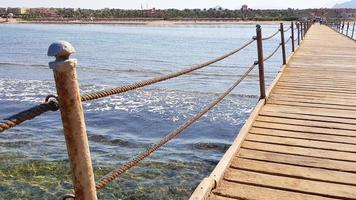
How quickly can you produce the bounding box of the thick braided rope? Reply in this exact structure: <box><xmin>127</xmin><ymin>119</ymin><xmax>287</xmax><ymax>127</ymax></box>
<box><xmin>0</xmin><ymin>39</ymin><xmax>255</xmax><ymax>133</ymax></box>
<box><xmin>0</xmin><ymin>101</ymin><xmax>58</xmax><ymax>133</ymax></box>
<box><xmin>264</xmin><ymin>43</ymin><xmax>282</xmax><ymax>62</ymax></box>
<box><xmin>262</xmin><ymin>29</ymin><xmax>280</xmax><ymax>41</ymax></box>
<box><xmin>95</xmin><ymin>62</ymin><xmax>257</xmax><ymax>190</ymax></box>
<box><xmin>81</xmin><ymin>38</ymin><xmax>256</xmax><ymax>102</ymax></box>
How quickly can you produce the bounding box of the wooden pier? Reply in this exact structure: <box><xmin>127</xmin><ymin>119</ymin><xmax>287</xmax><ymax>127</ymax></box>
<box><xmin>191</xmin><ymin>24</ymin><xmax>356</xmax><ymax>199</ymax></box>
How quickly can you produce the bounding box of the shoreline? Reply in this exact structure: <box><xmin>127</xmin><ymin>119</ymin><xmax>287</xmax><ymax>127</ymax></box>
<box><xmin>1</xmin><ymin>18</ymin><xmax>286</xmax><ymax>25</ymax></box>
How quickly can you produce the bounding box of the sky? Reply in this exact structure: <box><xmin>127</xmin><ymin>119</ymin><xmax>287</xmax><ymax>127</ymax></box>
<box><xmin>0</xmin><ymin>0</ymin><xmax>348</xmax><ymax>9</ymax></box>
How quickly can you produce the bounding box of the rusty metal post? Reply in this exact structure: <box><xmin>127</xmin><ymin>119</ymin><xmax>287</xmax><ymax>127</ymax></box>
<box><xmin>301</xmin><ymin>22</ymin><xmax>304</xmax><ymax>40</ymax></box>
<box><xmin>346</xmin><ymin>22</ymin><xmax>350</xmax><ymax>36</ymax></box>
<box><xmin>352</xmin><ymin>22</ymin><xmax>355</xmax><ymax>39</ymax></box>
<box><xmin>297</xmin><ymin>23</ymin><xmax>300</xmax><ymax>45</ymax></box>
<box><xmin>337</xmin><ymin>22</ymin><xmax>339</xmax><ymax>31</ymax></box>
<box><xmin>280</xmin><ymin>23</ymin><xmax>287</xmax><ymax>65</ymax></box>
<box><xmin>48</xmin><ymin>41</ymin><xmax>97</xmax><ymax>200</ymax></box>
<box><xmin>304</xmin><ymin>22</ymin><xmax>307</xmax><ymax>36</ymax></box>
<box><xmin>291</xmin><ymin>22</ymin><xmax>295</xmax><ymax>52</ymax></box>
<box><xmin>255</xmin><ymin>25</ymin><xmax>266</xmax><ymax>100</ymax></box>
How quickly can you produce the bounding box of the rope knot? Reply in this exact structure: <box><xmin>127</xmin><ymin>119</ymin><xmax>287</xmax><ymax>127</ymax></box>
<box><xmin>45</xmin><ymin>95</ymin><xmax>59</xmax><ymax>111</ymax></box>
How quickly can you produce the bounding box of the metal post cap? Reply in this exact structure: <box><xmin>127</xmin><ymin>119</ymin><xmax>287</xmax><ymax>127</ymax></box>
<box><xmin>48</xmin><ymin>41</ymin><xmax>76</xmax><ymax>61</ymax></box>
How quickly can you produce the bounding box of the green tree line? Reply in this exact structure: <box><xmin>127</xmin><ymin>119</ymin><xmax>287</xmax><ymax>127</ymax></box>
<box><xmin>21</xmin><ymin>8</ymin><xmax>350</xmax><ymax>21</ymax></box>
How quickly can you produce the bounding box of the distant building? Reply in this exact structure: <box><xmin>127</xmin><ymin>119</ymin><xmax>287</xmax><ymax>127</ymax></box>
<box><xmin>144</xmin><ymin>8</ymin><xmax>161</xmax><ymax>17</ymax></box>
<box><xmin>340</xmin><ymin>9</ymin><xmax>356</xmax><ymax>19</ymax></box>
<box><xmin>0</xmin><ymin>7</ymin><xmax>6</xmax><ymax>15</ymax></box>
<box><xmin>28</xmin><ymin>8</ymin><xmax>58</xmax><ymax>17</ymax></box>
<box><xmin>7</xmin><ymin>7</ymin><xmax>28</xmax><ymax>15</ymax></box>
<box><xmin>241</xmin><ymin>4</ymin><xmax>248</xmax><ymax>11</ymax></box>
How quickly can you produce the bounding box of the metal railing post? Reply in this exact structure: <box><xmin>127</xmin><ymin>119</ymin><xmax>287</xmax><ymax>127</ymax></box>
<box><xmin>341</xmin><ymin>21</ymin><xmax>343</xmax><ymax>32</ymax></box>
<box><xmin>280</xmin><ymin>23</ymin><xmax>287</xmax><ymax>65</ymax></box>
<box><xmin>337</xmin><ymin>22</ymin><xmax>340</xmax><ymax>32</ymax></box>
<box><xmin>342</xmin><ymin>21</ymin><xmax>345</xmax><ymax>34</ymax></box>
<box><xmin>48</xmin><ymin>41</ymin><xmax>97</xmax><ymax>200</ymax></box>
<box><xmin>301</xmin><ymin>22</ymin><xmax>304</xmax><ymax>40</ymax></box>
<box><xmin>337</xmin><ymin>22</ymin><xmax>339</xmax><ymax>32</ymax></box>
<box><xmin>297</xmin><ymin>22</ymin><xmax>300</xmax><ymax>45</ymax></box>
<box><xmin>304</xmin><ymin>22</ymin><xmax>307</xmax><ymax>36</ymax></box>
<box><xmin>352</xmin><ymin>22</ymin><xmax>355</xmax><ymax>39</ymax></box>
<box><xmin>291</xmin><ymin>22</ymin><xmax>295</xmax><ymax>52</ymax></box>
<box><xmin>255</xmin><ymin>25</ymin><xmax>266</xmax><ymax>100</ymax></box>
<box><xmin>346</xmin><ymin>22</ymin><xmax>350</xmax><ymax>36</ymax></box>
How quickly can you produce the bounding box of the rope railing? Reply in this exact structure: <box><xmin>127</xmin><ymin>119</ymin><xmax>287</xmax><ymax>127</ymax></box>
<box><xmin>95</xmin><ymin>21</ymin><xmax>305</xmax><ymax>192</ymax></box>
<box><xmin>284</xmin><ymin>26</ymin><xmax>291</xmax><ymax>32</ymax></box>
<box><xmin>80</xmin><ymin>38</ymin><xmax>256</xmax><ymax>102</ymax></box>
<box><xmin>1</xmin><ymin>21</ymin><xmax>307</xmax><ymax>198</ymax></box>
<box><xmin>262</xmin><ymin>29</ymin><xmax>280</xmax><ymax>41</ymax></box>
<box><xmin>95</xmin><ymin>62</ymin><xmax>257</xmax><ymax>190</ymax></box>
<box><xmin>329</xmin><ymin>21</ymin><xmax>356</xmax><ymax>40</ymax></box>
<box><xmin>0</xmin><ymin>38</ymin><xmax>256</xmax><ymax>134</ymax></box>
<box><xmin>263</xmin><ymin>43</ymin><xmax>282</xmax><ymax>62</ymax></box>
<box><xmin>0</xmin><ymin>98</ymin><xmax>58</xmax><ymax>133</ymax></box>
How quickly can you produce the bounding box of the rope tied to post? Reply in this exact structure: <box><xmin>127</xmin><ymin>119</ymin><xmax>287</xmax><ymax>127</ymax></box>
<box><xmin>0</xmin><ymin>96</ymin><xmax>59</xmax><ymax>133</ymax></box>
<box><xmin>95</xmin><ymin>62</ymin><xmax>258</xmax><ymax>190</ymax></box>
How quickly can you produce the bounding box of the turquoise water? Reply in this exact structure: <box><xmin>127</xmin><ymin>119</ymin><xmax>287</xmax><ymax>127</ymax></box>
<box><xmin>0</xmin><ymin>24</ymin><xmax>290</xmax><ymax>199</ymax></box>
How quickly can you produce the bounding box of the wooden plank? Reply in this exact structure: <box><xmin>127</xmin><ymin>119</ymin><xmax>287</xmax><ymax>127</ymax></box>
<box><xmin>272</xmin><ymin>91</ymin><xmax>356</xmax><ymax>101</ymax></box>
<box><xmin>277</xmin><ymin>82</ymin><xmax>356</xmax><ymax>91</ymax></box>
<box><xmin>242</xmin><ymin>141</ymin><xmax>356</xmax><ymax>162</ymax></box>
<box><xmin>268</xmin><ymin>94</ymin><xmax>356</xmax><ymax>105</ymax></box>
<box><xmin>268</xmin><ymin>94</ymin><xmax>356</xmax><ymax>107</ymax></box>
<box><xmin>231</xmin><ymin>157</ymin><xmax>356</xmax><ymax>185</ymax></box>
<box><xmin>211</xmin><ymin>181</ymin><xmax>333</xmax><ymax>200</ymax></box>
<box><xmin>246</xmin><ymin>133</ymin><xmax>356</xmax><ymax>153</ymax></box>
<box><xmin>275</xmin><ymin>86</ymin><xmax>356</xmax><ymax>95</ymax></box>
<box><xmin>253</xmin><ymin>121</ymin><xmax>356</xmax><ymax>137</ymax></box>
<box><xmin>223</xmin><ymin>169</ymin><xmax>356</xmax><ymax>199</ymax></box>
<box><xmin>268</xmin><ymin>99</ymin><xmax>356</xmax><ymax>111</ymax></box>
<box><xmin>256</xmin><ymin>115</ymin><xmax>356</xmax><ymax>130</ymax></box>
<box><xmin>262</xmin><ymin>104</ymin><xmax>356</xmax><ymax>119</ymax></box>
<box><xmin>208</xmin><ymin>194</ymin><xmax>236</xmax><ymax>200</ymax></box>
<box><xmin>278</xmin><ymin>80</ymin><xmax>353</xmax><ymax>87</ymax></box>
<box><xmin>259</xmin><ymin>110</ymin><xmax>356</xmax><ymax>124</ymax></box>
<box><xmin>273</xmin><ymin>88</ymin><xmax>356</xmax><ymax>98</ymax></box>
<box><xmin>250</xmin><ymin>127</ymin><xmax>356</xmax><ymax>145</ymax></box>
<box><xmin>238</xmin><ymin>148</ymin><xmax>356</xmax><ymax>173</ymax></box>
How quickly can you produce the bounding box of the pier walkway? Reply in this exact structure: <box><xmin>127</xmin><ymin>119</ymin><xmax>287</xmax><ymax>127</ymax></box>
<box><xmin>192</xmin><ymin>25</ymin><xmax>356</xmax><ymax>199</ymax></box>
